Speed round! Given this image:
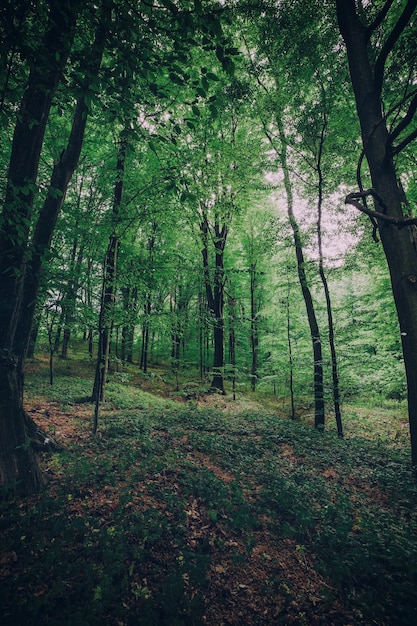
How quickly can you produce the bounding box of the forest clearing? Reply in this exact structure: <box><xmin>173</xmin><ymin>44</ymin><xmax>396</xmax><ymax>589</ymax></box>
<box><xmin>1</xmin><ymin>352</ymin><xmax>417</xmax><ymax>625</ymax></box>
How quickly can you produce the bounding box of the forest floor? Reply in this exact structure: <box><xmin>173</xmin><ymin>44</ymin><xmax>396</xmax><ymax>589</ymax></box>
<box><xmin>1</xmin><ymin>354</ymin><xmax>417</xmax><ymax>625</ymax></box>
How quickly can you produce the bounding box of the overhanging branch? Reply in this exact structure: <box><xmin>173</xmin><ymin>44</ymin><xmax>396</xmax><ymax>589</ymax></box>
<box><xmin>345</xmin><ymin>188</ymin><xmax>417</xmax><ymax>228</ymax></box>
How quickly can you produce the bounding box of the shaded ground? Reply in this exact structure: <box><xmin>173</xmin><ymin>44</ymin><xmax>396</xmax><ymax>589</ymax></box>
<box><xmin>1</xmin><ymin>356</ymin><xmax>417</xmax><ymax>625</ymax></box>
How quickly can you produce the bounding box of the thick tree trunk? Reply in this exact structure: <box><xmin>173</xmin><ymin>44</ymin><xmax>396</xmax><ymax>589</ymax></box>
<box><xmin>0</xmin><ymin>1</ymin><xmax>80</xmax><ymax>495</ymax></box>
<box><xmin>337</xmin><ymin>0</ymin><xmax>417</xmax><ymax>466</ymax></box>
<box><xmin>0</xmin><ymin>360</ymin><xmax>45</xmax><ymax>495</ymax></box>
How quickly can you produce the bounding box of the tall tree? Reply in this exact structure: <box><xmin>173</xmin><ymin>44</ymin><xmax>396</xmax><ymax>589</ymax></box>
<box><xmin>0</xmin><ymin>0</ymin><xmax>81</xmax><ymax>494</ymax></box>
<box><xmin>92</xmin><ymin>130</ymin><xmax>127</xmax><ymax>411</ymax></box>
<box><xmin>336</xmin><ymin>0</ymin><xmax>417</xmax><ymax>467</ymax></box>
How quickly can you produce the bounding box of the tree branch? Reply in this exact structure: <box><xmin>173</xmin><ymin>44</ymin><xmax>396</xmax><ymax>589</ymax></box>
<box><xmin>374</xmin><ymin>0</ymin><xmax>417</xmax><ymax>95</ymax></box>
<box><xmin>392</xmin><ymin>126</ymin><xmax>417</xmax><ymax>155</ymax></box>
<box><xmin>345</xmin><ymin>189</ymin><xmax>417</xmax><ymax>228</ymax></box>
<box><xmin>389</xmin><ymin>92</ymin><xmax>417</xmax><ymax>144</ymax></box>
<box><xmin>366</xmin><ymin>0</ymin><xmax>395</xmax><ymax>37</ymax></box>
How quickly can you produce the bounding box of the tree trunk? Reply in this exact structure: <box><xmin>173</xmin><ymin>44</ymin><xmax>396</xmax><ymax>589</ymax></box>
<box><xmin>228</xmin><ymin>296</ymin><xmax>237</xmax><ymax>400</ymax></box>
<box><xmin>278</xmin><ymin>129</ymin><xmax>325</xmax><ymax>429</ymax></box>
<box><xmin>200</xmin><ymin>214</ymin><xmax>227</xmax><ymax>394</ymax></box>
<box><xmin>337</xmin><ymin>0</ymin><xmax>417</xmax><ymax>465</ymax></box>
<box><xmin>250</xmin><ymin>263</ymin><xmax>259</xmax><ymax>392</ymax></box>
<box><xmin>92</xmin><ymin>126</ymin><xmax>128</xmax><ymax>405</ymax></box>
<box><xmin>0</xmin><ymin>0</ymin><xmax>80</xmax><ymax>495</ymax></box>
<box><xmin>316</xmin><ymin>114</ymin><xmax>343</xmax><ymax>437</ymax></box>
<box><xmin>140</xmin><ymin>295</ymin><xmax>151</xmax><ymax>373</ymax></box>
<box><xmin>285</xmin><ymin>291</ymin><xmax>296</xmax><ymax>420</ymax></box>
<box><xmin>121</xmin><ymin>284</ymin><xmax>137</xmax><ymax>363</ymax></box>
<box><xmin>0</xmin><ymin>359</ymin><xmax>45</xmax><ymax>495</ymax></box>
<box><xmin>92</xmin><ymin>235</ymin><xmax>119</xmax><ymax>402</ymax></box>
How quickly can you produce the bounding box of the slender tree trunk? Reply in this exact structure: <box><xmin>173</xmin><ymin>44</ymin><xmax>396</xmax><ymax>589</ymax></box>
<box><xmin>92</xmin><ymin>131</ymin><xmax>127</xmax><ymax>403</ymax></box>
<box><xmin>250</xmin><ymin>263</ymin><xmax>259</xmax><ymax>392</ymax></box>
<box><xmin>200</xmin><ymin>214</ymin><xmax>227</xmax><ymax>394</ymax></box>
<box><xmin>198</xmin><ymin>292</ymin><xmax>209</xmax><ymax>379</ymax></box>
<box><xmin>337</xmin><ymin>0</ymin><xmax>417</xmax><ymax>465</ymax></box>
<box><xmin>285</xmin><ymin>291</ymin><xmax>296</xmax><ymax>419</ymax></box>
<box><xmin>316</xmin><ymin>115</ymin><xmax>343</xmax><ymax>437</ymax></box>
<box><xmin>92</xmin><ymin>237</ymin><xmax>118</xmax><ymax>403</ymax></box>
<box><xmin>140</xmin><ymin>296</ymin><xmax>151</xmax><ymax>373</ymax></box>
<box><xmin>61</xmin><ymin>228</ymin><xmax>86</xmax><ymax>359</ymax></box>
<box><xmin>121</xmin><ymin>282</ymin><xmax>138</xmax><ymax>364</ymax></box>
<box><xmin>277</xmin><ymin>124</ymin><xmax>325</xmax><ymax>429</ymax></box>
<box><xmin>228</xmin><ymin>296</ymin><xmax>237</xmax><ymax>400</ymax></box>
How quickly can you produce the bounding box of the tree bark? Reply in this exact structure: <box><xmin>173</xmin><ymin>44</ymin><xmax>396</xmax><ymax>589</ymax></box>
<box><xmin>0</xmin><ymin>0</ymin><xmax>80</xmax><ymax>495</ymax></box>
<box><xmin>336</xmin><ymin>0</ymin><xmax>417</xmax><ymax>464</ymax></box>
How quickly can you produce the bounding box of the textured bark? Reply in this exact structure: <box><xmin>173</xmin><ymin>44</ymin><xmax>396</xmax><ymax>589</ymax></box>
<box><xmin>16</xmin><ymin>6</ymin><xmax>109</xmax><ymax>361</ymax></box>
<box><xmin>0</xmin><ymin>359</ymin><xmax>45</xmax><ymax>495</ymax></box>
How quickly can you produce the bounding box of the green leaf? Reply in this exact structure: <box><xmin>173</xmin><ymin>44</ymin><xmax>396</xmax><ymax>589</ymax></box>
<box><xmin>209</xmin><ymin>104</ymin><xmax>218</xmax><ymax>119</ymax></box>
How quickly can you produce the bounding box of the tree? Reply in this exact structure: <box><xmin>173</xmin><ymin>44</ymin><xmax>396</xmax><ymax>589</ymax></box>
<box><xmin>336</xmin><ymin>0</ymin><xmax>417</xmax><ymax>467</ymax></box>
<box><xmin>92</xmin><ymin>128</ymin><xmax>128</xmax><ymax>410</ymax></box>
<box><xmin>0</xmin><ymin>0</ymin><xmax>81</xmax><ymax>494</ymax></box>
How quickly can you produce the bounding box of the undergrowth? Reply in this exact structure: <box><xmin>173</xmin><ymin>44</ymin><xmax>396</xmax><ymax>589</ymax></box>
<box><xmin>1</xmin><ymin>359</ymin><xmax>417</xmax><ymax>624</ymax></box>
